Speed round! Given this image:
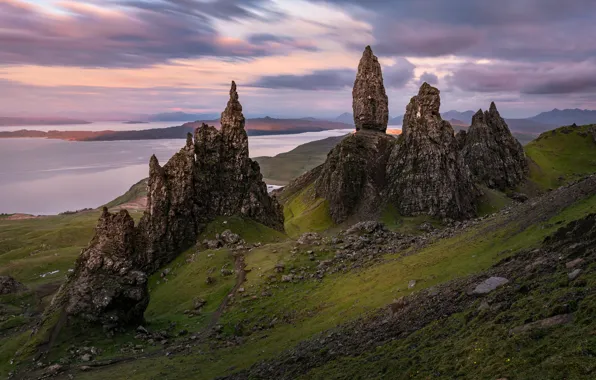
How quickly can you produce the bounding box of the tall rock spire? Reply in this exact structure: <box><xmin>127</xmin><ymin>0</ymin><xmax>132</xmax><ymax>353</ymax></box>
<box><xmin>314</xmin><ymin>46</ymin><xmax>396</xmax><ymax>223</ymax></box>
<box><xmin>386</xmin><ymin>82</ymin><xmax>479</xmax><ymax>220</ymax></box>
<box><xmin>221</xmin><ymin>81</ymin><xmax>246</xmax><ymax>132</ymax></box>
<box><xmin>352</xmin><ymin>46</ymin><xmax>389</xmax><ymax>132</ymax></box>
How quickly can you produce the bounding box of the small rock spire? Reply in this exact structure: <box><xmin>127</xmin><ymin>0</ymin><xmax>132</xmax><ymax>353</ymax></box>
<box><xmin>352</xmin><ymin>45</ymin><xmax>389</xmax><ymax>133</ymax></box>
<box><xmin>221</xmin><ymin>80</ymin><xmax>246</xmax><ymax>131</ymax></box>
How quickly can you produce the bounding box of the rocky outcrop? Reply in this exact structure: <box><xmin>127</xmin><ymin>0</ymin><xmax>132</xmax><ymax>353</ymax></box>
<box><xmin>63</xmin><ymin>208</ymin><xmax>148</xmax><ymax>326</ymax></box>
<box><xmin>0</xmin><ymin>276</ymin><xmax>26</xmax><ymax>295</ymax></box>
<box><xmin>314</xmin><ymin>46</ymin><xmax>395</xmax><ymax>224</ymax></box>
<box><xmin>55</xmin><ymin>82</ymin><xmax>282</xmax><ymax>327</ymax></box>
<box><xmin>138</xmin><ymin>82</ymin><xmax>283</xmax><ymax>271</ymax></box>
<box><xmin>460</xmin><ymin>103</ymin><xmax>528</xmax><ymax>190</ymax></box>
<box><xmin>387</xmin><ymin>83</ymin><xmax>478</xmax><ymax>220</ymax></box>
<box><xmin>352</xmin><ymin>46</ymin><xmax>389</xmax><ymax>132</ymax></box>
<box><xmin>315</xmin><ymin>130</ymin><xmax>395</xmax><ymax>223</ymax></box>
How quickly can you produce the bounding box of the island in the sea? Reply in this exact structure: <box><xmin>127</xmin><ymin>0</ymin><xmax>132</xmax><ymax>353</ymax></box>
<box><xmin>0</xmin><ymin>118</ymin><xmax>351</xmax><ymax>141</ymax></box>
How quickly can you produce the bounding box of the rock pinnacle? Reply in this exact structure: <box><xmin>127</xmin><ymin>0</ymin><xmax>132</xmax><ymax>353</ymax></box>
<box><xmin>352</xmin><ymin>46</ymin><xmax>388</xmax><ymax>132</ymax></box>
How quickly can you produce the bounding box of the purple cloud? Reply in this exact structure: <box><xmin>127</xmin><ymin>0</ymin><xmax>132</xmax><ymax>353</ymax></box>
<box><xmin>0</xmin><ymin>0</ymin><xmax>309</xmax><ymax>68</ymax></box>
<box><xmin>248</xmin><ymin>58</ymin><xmax>414</xmax><ymax>91</ymax></box>
<box><xmin>419</xmin><ymin>72</ymin><xmax>439</xmax><ymax>85</ymax></box>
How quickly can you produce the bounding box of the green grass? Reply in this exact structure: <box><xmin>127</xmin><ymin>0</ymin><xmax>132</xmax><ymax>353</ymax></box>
<box><xmin>381</xmin><ymin>204</ymin><xmax>443</xmax><ymax>234</ymax></box>
<box><xmin>103</xmin><ymin>178</ymin><xmax>148</xmax><ymax>209</ymax></box>
<box><xmin>525</xmin><ymin>124</ymin><xmax>596</xmax><ymax>190</ymax></box>
<box><xmin>283</xmin><ymin>184</ymin><xmax>334</xmax><ymax>237</ymax></box>
<box><xmin>0</xmin><ymin>212</ymin><xmax>101</xmax><ymax>287</ymax></box>
<box><xmin>255</xmin><ymin>135</ymin><xmax>345</xmax><ymax>184</ymax></box>
<box><xmin>197</xmin><ymin>216</ymin><xmax>287</xmax><ymax>245</ymax></box>
<box><xmin>476</xmin><ymin>186</ymin><xmax>513</xmax><ymax>216</ymax></box>
<box><xmin>75</xmin><ymin>193</ymin><xmax>596</xmax><ymax>380</ymax></box>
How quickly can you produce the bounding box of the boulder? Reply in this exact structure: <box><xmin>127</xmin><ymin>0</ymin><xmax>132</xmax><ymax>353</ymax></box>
<box><xmin>472</xmin><ymin>277</ymin><xmax>509</xmax><ymax>295</ymax></box>
<box><xmin>386</xmin><ymin>83</ymin><xmax>479</xmax><ymax>220</ymax></box>
<box><xmin>460</xmin><ymin>103</ymin><xmax>528</xmax><ymax>190</ymax></box>
<box><xmin>0</xmin><ymin>276</ymin><xmax>26</xmax><ymax>295</ymax></box>
<box><xmin>352</xmin><ymin>46</ymin><xmax>389</xmax><ymax>132</ymax></box>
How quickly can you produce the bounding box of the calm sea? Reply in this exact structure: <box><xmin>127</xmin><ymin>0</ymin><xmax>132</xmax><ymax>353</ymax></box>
<box><xmin>0</xmin><ymin>127</ymin><xmax>355</xmax><ymax>215</ymax></box>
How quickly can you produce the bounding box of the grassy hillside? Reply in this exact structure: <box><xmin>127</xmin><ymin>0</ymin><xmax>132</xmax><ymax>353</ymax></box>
<box><xmin>525</xmin><ymin>124</ymin><xmax>596</xmax><ymax>190</ymax></box>
<box><xmin>255</xmin><ymin>135</ymin><xmax>346</xmax><ymax>184</ymax></box>
<box><xmin>19</xmin><ymin>177</ymin><xmax>593</xmax><ymax>380</ymax></box>
<box><xmin>103</xmin><ymin>178</ymin><xmax>148</xmax><ymax>209</ymax></box>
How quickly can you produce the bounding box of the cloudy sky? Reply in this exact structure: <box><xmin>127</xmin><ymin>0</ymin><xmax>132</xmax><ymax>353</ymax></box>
<box><xmin>1</xmin><ymin>0</ymin><xmax>596</xmax><ymax>119</ymax></box>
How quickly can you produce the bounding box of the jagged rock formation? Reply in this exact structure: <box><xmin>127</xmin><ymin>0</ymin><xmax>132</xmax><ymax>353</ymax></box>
<box><xmin>55</xmin><ymin>82</ymin><xmax>282</xmax><ymax>327</ymax></box>
<box><xmin>139</xmin><ymin>82</ymin><xmax>283</xmax><ymax>271</ymax></box>
<box><xmin>460</xmin><ymin>103</ymin><xmax>528</xmax><ymax>190</ymax></box>
<box><xmin>313</xmin><ymin>46</ymin><xmax>395</xmax><ymax>224</ymax></box>
<box><xmin>63</xmin><ymin>208</ymin><xmax>148</xmax><ymax>326</ymax></box>
<box><xmin>315</xmin><ymin>130</ymin><xmax>395</xmax><ymax>223</ymax></box>
<box><xmin>0</xmin><ymin>276</ymin><xmax>26</xmax><ymax>295</ymax></box>
<box><xmin>387</xmin><ymin>83</ymin><xmax>478</xmax><ymax>220</ymax></box>
<box><xmin>352</xmin><ymin>46</ymin><xmax>389</xmax><ymax>132</ymax></box>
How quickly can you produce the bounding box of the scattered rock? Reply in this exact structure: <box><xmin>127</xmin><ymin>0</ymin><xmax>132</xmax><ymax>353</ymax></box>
<box><xmin>193</xmin><ymin>298</ymin><xmax>207</xmax><ymax>310</ymax></box>
<box><xmin>510</xmin><ymin>314</ymin><xmax>573</xmax><ymax>335</ymax></box>
<box><xmin>345</xmin><ymin>221</ymin><xmax>386</xmax><ymax>235</ymax></box>
<box><xmin>472</xmin><ymin>277</ymin><xmax>509</xmax><ymax>295</ymax></box>
<box><xmin>274</xmin><ymin>263</ymin><xmax>285</xmax><ymax>273</ymax></box>
<box><xmin>0</xmin><ymin>276</ymin><xmax>26</xmax><ymax>295</ymax></box>
<box><xmin>408</xmin><ymin>280</ymin><xmax>417</xmax><ymax>289</ymax></box>
<box><xmin>568</xmin><ymin>269</ymin><xmax>582</xmax><ymax>281</ymax></box>
<box><xmin>389</xmin><ymin>297</ymin><xmax>407</xmax><ymax>315</ymax></box>
<box><xmin>418</xmin><ymin>222</ymin><xmax>434</xmax><ymax>233</ymax></box>
<box><xmin>509</xmin><ymin>192</ymin><xmax>529</xmax><ymax>203</ymax></box>
<box><xmin>565</xmin><ymin>258</ymin><xmax>584</xmax><ymax>269</ymax></box>
<box><xmin>204</xmin><ymin>240</ymin><xmax>222</xmax><ymax>250</ymax></box>
<box><xmin>221</xmin><ymin>230</ymin><xmax>242</xmax><ymax>245</ymax></box>
<box><xmin>297</xmin><ymin>232</ymin><xmax>322</xmax><ymax>245</ymax></box>
<box><xmin>41</xmin><ymin>364</ymin><xmax>63</xmax><ymax>377</ymax></box>
<box><xmin>80</xmin><ymin>354</ymin><xmax>92</xmax><ymax>362</ymax></box>
<box><xmin>281</xmin><ymin>275</ymin><xmax>293</xmax><ymax>283</ymax></box>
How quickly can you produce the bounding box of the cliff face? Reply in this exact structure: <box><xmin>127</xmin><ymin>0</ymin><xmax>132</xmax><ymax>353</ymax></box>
<box><xmin>386</xmin><ymin>83</ymin><xmax>479</xmax><ymax>220</ymax></box>
<box><xmin>460</xmin><ymin>103</ymin><xmax>528</xmax><ymax>190</ymax></box>
<box><xmin>315</xmin><ymin>130</ymin><xmax>396</xmax><ymax>223</ymax></box>
<box><xmin>60</xmin><ymin>82</ymin><xmax>283</xmax><ymax>326</ymax></box>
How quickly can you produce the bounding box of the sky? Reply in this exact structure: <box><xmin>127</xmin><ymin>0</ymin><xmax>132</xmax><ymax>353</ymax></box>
<box><xmin>1</xmin><ymin>0</ymin><xmax>596</xmax><ymax>119</ymax></box>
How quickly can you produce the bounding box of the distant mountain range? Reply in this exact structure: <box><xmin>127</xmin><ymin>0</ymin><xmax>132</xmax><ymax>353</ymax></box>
<box><xmin>147</xmin><ymin>112</ymin><xmax>219</xmax><ymax>122</ymax></box>
<box><xmin>528</xmin><ymin>108</ymin><xmax>596</xmax><ymax>126</ymax></box>
<box><xmin>332</xmin><ymin>108</ymin><xmax>596</xmax><ymax>135</ymax></box>
<box><xmin>0</xmin><ymin>116</ymin><xmax>91</xmax><ymax>126</ymax></box>
<box><xmin>0</xmin><ymin>117</ymin><xmax>352</xmax><ymax>142</ymax></box>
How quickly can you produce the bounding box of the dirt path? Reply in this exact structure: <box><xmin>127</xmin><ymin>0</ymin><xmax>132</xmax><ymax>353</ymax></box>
<box><xmin>205</xmin><ymin>252</ymin><xmax>247</xmax><ymax>332</ymax></box>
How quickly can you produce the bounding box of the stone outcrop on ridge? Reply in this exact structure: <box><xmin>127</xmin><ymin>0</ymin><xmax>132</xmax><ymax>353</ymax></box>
<box><xmin>460</xmin><ymin>103</ymin><xmax>528</xmax><ymax>190</ymax></box>
<box><xmin>386</xmin><ymin>83</ymin><xmax>479</xmax><ymax>220</ymax></box>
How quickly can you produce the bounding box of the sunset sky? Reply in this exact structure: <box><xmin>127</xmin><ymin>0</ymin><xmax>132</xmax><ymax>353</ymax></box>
<box><xmin>2</xmin><ymin>0</ymin><xmax>596</xmax><ymax>119</ymax></box>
